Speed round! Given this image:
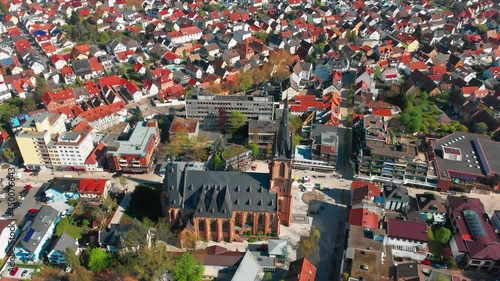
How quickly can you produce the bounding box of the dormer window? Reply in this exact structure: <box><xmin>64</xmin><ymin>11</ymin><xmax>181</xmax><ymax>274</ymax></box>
<box><xmin>235</xmin><ymin>186</ymin><xmax>240</xmax><ymax>192</ymax></box>
<box><xmin>247</xmin><ymin>199</ymin><xmax>251</xmax><ymax>205</ymax></box>
<box><xmin>248</xmin><ymin>186</ymin><xmax>252</xmax><ymax>192</ymax></box>
<box><xmin>235</xmin><ymin>198</ymin><xmax>239</xmax><ymax>205</ymax></box>
<box><xmin>198</xmin><ymin>208</ymin><xmax>202</xmax><ymax>212</ymax></box>
<box><xmin>210</xmin><ymin>208</ymin><xmax>214</xmax><ymax>213</ymax></box>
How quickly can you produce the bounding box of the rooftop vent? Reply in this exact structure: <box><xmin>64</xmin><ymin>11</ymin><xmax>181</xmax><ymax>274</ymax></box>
<box><xmin>468</xmin><ymin>165</ymin><xmax>473</xmax><ymax>167</ymax></box>
<box><xmin>247</xmin><ymin>199</ymin><xmax>251</xmax><ymax>205</ymax></box>
<box><xmin>477</xmin><ymin>166</ymin><xmax>480</xmax><ymax>169</ymax></box>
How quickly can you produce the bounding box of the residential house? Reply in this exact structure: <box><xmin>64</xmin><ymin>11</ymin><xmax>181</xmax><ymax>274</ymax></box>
<box><xmin>84</xmin><ymin>142</ymin><xmax>107</xmax><ymax>172</ymax></box>
<box><xmin>70</xmin><ymin>44</ymin><xmax>90</xmax><ymax>60</ymax></box>
<box><xmin>51</xmin><ymin>54</ymin><xmax>67</xmax><ymax>70</ymax></box>
<box><xmin>293</xmin><ymin>62</ymin><xmax>313</xmax><ymax>82</ymax></box>
<box><xmin>285</xmin><ymin>258</ymin><xmax>317</xmax><ymax>281</ymax></box>
<box><xmin>44</xmin><ymin>177</ymin><xmax>81</xmax><ymax>203</ymax></box>
<box><xmin>98</xmin><ymin>223</ymin><xmax>133</xmax><ymax>253</ymax></box>
<box><xmin>106</xmin><ymin>39</ymin><xmax>126</xmax><ymax>55</ymax></box>
<box><xmin>73</xmin><ymin>105</ymin><xmax>121</xmax><ymax>132</ymax></box>
<box><xmin>349</xmin><ymin>207</ymin><xmax>380</xmax><ymax>229</ymax></box>
<box><xmin>0</xmin><ymin>220</ymin><xmax>19</xmax><ymax>260</ymax></box>
<box><xmin>61</xmin><ymin>65</ymin><xmax>77</xmax><ymax>84</ymax></box>
<box><xmin>416</xmin><ymin>193</ymin><xmax>446</xmax><ymax>225</ymax></box>
<box><xmin>42</xmin><ymin>89</ymin><xmax>77</xmax><ymax>112</ymax></box>
<box><xmin>268</xmin><ymin>239</ymin><xmax>287</xmax><ymax>259</ymax></box>
<box><xmin>383</xmin><ymin>185</ymin><xmax>409</xmax><ymax>212</ymax></box>
<box><xmin>350</xmin><ymin>181</ymin><xmax>382</xmax><ymax>206</ymax></box>
<box><xmin>384</xmin><ymin>218</ymin><xmax>428</xmax><ymax>261</ymax></box>
<box><xmin>78</xmin><ymin>179</ymin><xmax>111</xmax><ymax>199</ymax></box>
<box><xmin>14</xmin><ymin>206</ymin><xmax>60</xmax><ymax>262</ymax></box>
<box><xmin>46</xmin><ymin>233</ymin><xmax>79</xmax><ymax>265</ymax></box>
<box><xmin>72</xmin><ymin>59</ymin><xmax>92</xmax><ymax>80</ymax></box>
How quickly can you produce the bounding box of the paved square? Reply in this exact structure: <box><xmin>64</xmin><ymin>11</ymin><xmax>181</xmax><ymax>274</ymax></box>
<box><xmin>292</xmin><ymin>214</ymin><xmax>309</xmax><ymax>224</ymax></box>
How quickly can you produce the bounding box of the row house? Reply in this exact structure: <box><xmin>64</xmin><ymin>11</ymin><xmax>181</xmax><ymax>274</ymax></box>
<box><xmin>72</xmin><ymin>105</ymin><xmax>121</xmax><ymax>132</ymax></box>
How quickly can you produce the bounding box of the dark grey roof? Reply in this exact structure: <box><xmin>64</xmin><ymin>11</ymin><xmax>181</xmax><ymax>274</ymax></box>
<box><xmin>45</xmin><ymin>178</ymin><xmax>81</xmax><ymax>193</ymax></box>
<box><xmin>163</xmin><ymin>163</ymin><xmax>277</xmax><ymax>218</ymax></box>
<box><xmin>396</xmin><ymin>262</ymin><xmax>419</xmax><ymax>279</ymax></box>
<box><xmin>432</xmin><ymin>132</ymin><xmax>499</xmax><ymax>178</ymax></box>
<box><xmin>383</xmin><ymin>185</ymin><xmax>409</xmax><ymax>202</ymax></box>
<box><xmin>99</xmin><ymin>224</ymin><xmax>133</xmax><ymax>248</ymax></box>
<box><xmin>17</xmin><ymin>206</ymin><xmax>59</xmax><ymax>253</ymax></box>
<box><xmin>49</xmin><ymin>233</ymin><xmax>78</xmax><ymax>254</ymax></box>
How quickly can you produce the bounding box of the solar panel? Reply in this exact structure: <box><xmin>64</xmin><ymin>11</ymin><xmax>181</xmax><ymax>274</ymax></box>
<box><xmin>23</xmin><ymin>228</ymin><xmax>35</xmax><ymax>242</ymax></box>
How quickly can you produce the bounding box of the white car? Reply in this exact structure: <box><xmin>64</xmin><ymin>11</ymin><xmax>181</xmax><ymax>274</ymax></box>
<box><xmin>18</xmin><ymin>196</ymin><xmax>25</xmax><ymax>201</ymax></box>
<box><xmin>302</xmin><ymin>176</ymin><xmax>311</xmax><ymax>183</ymax></box>
<box><xmin>0</xmin><ymin>193</ymin><xmax>5</xmax><ymax>199</ymax></box>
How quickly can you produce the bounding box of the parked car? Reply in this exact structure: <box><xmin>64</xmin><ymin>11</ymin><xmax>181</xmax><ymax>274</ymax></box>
<box><xmin>302</xmin><ymin>176</ymin><xmax>311</xmax><ymax>183</ymax></box>
<box><xmin>21</xmin><ymin>270</ymin><xmax>28</xmax><ymax>277</ymax></box>
<box><xmin>18</xmin><ymin>195</ymin><xmax>25</xmax><ymax>201</ymax></box>
<box><xmin>24</xmin><ymin>184</ymin><xmax>33</xmax><ymax>190</ymax></box>
<box><xmin>10</xmin><ymin>267</ymin><xmax>19</xmax><ymax>276</ymax></box>
<box><xmin>302</xmin><ymin>183</ymin><xmax>314</xmax><ymax>191</ymax></box>
<box><xmin>28</xmin><ymin>209</ymin><xmax>39</xmax><ymax>214</ymax></box>
<box><xmin>433</xmin><ymin>263</ymin><xmax>448</xmax><ymax>269</ymax></box>
<box><xmin>23</xmin><ymin>169</ymin><xmax>32</xmax><ymax>173</ymax></box>
<box><xmin>314</xmin><ymin>183</ymin><xmax>321</xmax><ymax>189</ymax></box>
<box><xmin>0</xmin><ymin>192</ymin><xmax>5</xmax><ymax>199</ymax></box>
<box><xmin>421</xmin><ymin>260</ymin><xmax>431</xmax><ymax>265</ymax></box>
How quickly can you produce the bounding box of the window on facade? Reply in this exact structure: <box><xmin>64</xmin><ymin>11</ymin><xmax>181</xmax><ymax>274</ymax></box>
<box><xmin>279</xmin><ymin>163</ymin><xmax>286</xmax><ymax>178</ymax></box>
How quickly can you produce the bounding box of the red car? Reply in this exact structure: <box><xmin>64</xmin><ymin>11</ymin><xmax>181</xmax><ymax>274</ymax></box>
<box><xmin>24</xmin><ymin>184</ymin><xmax>33</xmax><ymax>190</ymax></box>
<box><xmin>28</xmin><ymin>209</ymin><xmax>39</xmax><ymax>214</ymax></box>
<box><xmin>23</xmin><ymin>169</ymin><xmax>32</xmax><ymax>173</ymax></box>
<box><xmin>421</xmin><ymin>260</ymin><xmax>431</xmax><ymax>265</ymax></box>
<box><xmin>10</xmin><ymin>267</ymin><xmax>19</xmax><ymax>276</ymax></box>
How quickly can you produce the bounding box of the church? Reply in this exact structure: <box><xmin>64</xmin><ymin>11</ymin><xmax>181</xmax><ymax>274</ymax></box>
<box><xmin>160</xmin><ymin>98</ymin><xmax>294</xmax><ymax>243</ymax></box>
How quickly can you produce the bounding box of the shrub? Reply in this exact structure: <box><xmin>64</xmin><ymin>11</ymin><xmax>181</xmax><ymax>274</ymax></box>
<box><xmin>248</xmin><ymin>238</ymin><xmax>258</xmax><ymax>243</ymax></box>
<box><xmin>256</xmin><ymin>231</ymin><xmax>264</xmax><ymax>236</ymax></box>
<box><xmin>68</xmin><ymin>199</ymin><xmax>79</xmax><ymax>207</ymax></box>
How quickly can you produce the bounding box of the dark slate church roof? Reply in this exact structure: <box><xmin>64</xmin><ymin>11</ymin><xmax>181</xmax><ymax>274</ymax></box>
<box><xmin>163</xmin><ymin>163</ymin><xmax>277</xmax><ymax>219</ymax></box>
<box><xmin>274</xmin><ymin>96</ymin><xmax>293</xmax><ymax>159</ymax></box>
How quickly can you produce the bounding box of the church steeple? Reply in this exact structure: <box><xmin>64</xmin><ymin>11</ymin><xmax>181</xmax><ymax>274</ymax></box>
<box><xmin>273</xmin><ymin>95</ymin><xmax>293</xmax><ymax>159</ymax></box>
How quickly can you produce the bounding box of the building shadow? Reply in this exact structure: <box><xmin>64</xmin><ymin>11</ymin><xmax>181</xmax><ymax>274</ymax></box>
<box><xmin>297</xmin><ymin>199</ymin><xmax>348</xmax><ymax>281</ymax></box>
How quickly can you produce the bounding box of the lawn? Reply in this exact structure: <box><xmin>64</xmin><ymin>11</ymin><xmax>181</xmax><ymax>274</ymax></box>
<box><xmin>65</xmin><ymin>224</ymin><xmax>87</xmax><ymax>240</ymax></box>
<box><xmin>222</xmin><ymin>145</ymin><xmax>249</xmax><ymax>159</ymax></box>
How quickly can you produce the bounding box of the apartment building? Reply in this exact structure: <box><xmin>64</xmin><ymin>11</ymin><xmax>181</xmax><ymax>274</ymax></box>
<box><xmin>15</xmin><ymin>112</ymin><xmax>67</xmax><ymax>170</ymax></box>
<box><xmin>185</xmin><ymin>94</ymin><xmax>274</xmax><ymax>130</ymax></box>
<box><xmin>384</xmin><ymin>218</ymin><xmax>428</xmax><ymax>261</ymax></box>
<box><xmin>167</xmin><ymin>26</ymin><xmax>203</xmax><ymax>45</ymax></box>
<box><xmin>106</xmin><ymin>119</ymin><xmax>159</xmax><ymax>173</ymax></box>
<box><xmin>47</xmin><ymin>131</ymin><xmax>94</xmax><ymax>170</ymax></box>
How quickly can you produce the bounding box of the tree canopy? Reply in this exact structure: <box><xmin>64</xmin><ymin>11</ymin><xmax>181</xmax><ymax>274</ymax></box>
<box><xmin>173</xmin><ymin>252</ymin><xmax>204</xmax><ymax>281</ymax></box>
<box><xmin>87</xmin><ymin>248</ymin><xmax>113</xmax><ymax>272</ymax></box>
<box><xmin>434</xmin><ymin>227</ymin><xmax>452</xmax><ymax>244</ymax></box>
<box><xmin>473</xmin><ymin>122</ymin><xmax>488</xmax><ymax>134</ymax></box>
<box><xmin>230</xmin><ymin>111</ymin><xmax>248</xmax><ymax>130</ymax></box>
<box><xmin>298</xmin><ymin>226</ymin><xmax>321</xmax><ymax>263</ymax></box>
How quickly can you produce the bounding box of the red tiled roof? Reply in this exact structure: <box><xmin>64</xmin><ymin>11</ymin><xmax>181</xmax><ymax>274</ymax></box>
<box><xmin>85</xmin><ymin>142</ymin><xmax>106</xmax><ymax>165</ymax></box>
<box><xmin>78</xmin><ymin>105</ymin><xmax>115</xmax><ymax>122</ymax></box>
<box><xmin>349</xmin><ymin>208</ymin><xmax>380</xmax><ymax>229</ymax></box>
<box><xmin>79</xmin><ymin>179</ymin><xmax>108</xmax><ymax>195</ymax></box>
<box><xmin>286</xmin><ymin>258</ymin><xmax>317</xmax><ymax>281</ymax></box>
<box><xmin>371</xmin><ymin>108</ymin><xmax>393</xmax><ymax>117</ymax></box>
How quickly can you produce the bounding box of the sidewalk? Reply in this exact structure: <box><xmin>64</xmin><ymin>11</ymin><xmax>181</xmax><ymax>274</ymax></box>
<box><xmin>109</xmin><ymin>191</ymin><xmax>132</xmax><ymax>226</ymax></box>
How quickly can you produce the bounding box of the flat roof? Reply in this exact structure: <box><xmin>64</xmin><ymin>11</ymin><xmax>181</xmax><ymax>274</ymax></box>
<box><xmin>108</xmin><ymin>121</ymin><xmax>158</xmax><ymax>156</ymax></box>
<box><xmin>348</xmin><ymin>225</ymin><xmax>386</xmax><ymax>253</ymax></box>
<box><xmin>187</xmin><ymin>94</ymin><xmax>274</xmax><ymax>102</ymax></box>
<box><xmin>433</xmin><ymin>132</ymin><xmax>498</xmax><ymax>178</ymax></box>
<box><xmin>169</xmin><ymin>117</ymin><xmax>198</xmax><ymax>134</ymax></box>
<box><xmin>248</xmin><ymin>120</ymin><xmax>278</xmax><ymax>134</ymax></box>
<box><xmin>366</xmin><ymin>139</ymin><xmax>418</xmax><ymax>159</ymax></box>
<box><xmin>350</xmin><ymin>249</ymin><xmax>383</xmax><ymax>281</ymax></box>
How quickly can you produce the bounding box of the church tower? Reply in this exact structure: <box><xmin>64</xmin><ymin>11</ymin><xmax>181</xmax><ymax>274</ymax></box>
<box><xmin>270</xmin><ymin>97</ymin><xmax>293</xmax><ymax>227</ymax></box>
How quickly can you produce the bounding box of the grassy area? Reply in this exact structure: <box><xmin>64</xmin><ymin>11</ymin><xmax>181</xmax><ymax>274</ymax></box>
<box><xmin>222</xmin><ymin>145</ymin><xmax>249</xmax><ymax>159</ymax></box>
<box><xmin>65</xmin><ymin>224</ymin><xmax>87</xmax><ymax>239</ymax></box>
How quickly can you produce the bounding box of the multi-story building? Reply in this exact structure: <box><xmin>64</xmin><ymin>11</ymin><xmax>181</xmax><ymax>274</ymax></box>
<box><xmin>447</xmin><ymin>196</ymin><xmax>500</xmax><ymax>270</ymax></box>
<box><xmin>428</xmin><ymin>132</ymin><xmax>500</xmax><ymax>191</ymax></box>
<box><xmin>106</xmin><ymin>119</ymin><xmax>160</xmax><ymax>173</ymax></box>
<box><xmin>161</xmin><ymin>99</ymin><xmax>294</xmax><ymax>244</ymax></box>
<box><xmin>47</xmin><ymin>131</ymin><xmax>94</xmax><ymax>170</ymax></box>
<box><xmin>185</xmin><ymin>94</ymin><xmax>274</xmax><ymax>130</ymax></box>
<box><xmin>15</xmin><ymin>112</ymin><xmax>67</xmax><ymax>170</ymax></box>
<box><xmin>248</xmin><ymin>120</ymin><xmax>278</xmax><ymax>145</ymax></box>
<box><xmin>415</xmin><ymin>193</ymin><xmax>446</xmax><ymax>225</ymax></box>
<box><xmin>355</xmin><ymin>139</ymin><xmax>438</xmax><ymax>189</ymax></box>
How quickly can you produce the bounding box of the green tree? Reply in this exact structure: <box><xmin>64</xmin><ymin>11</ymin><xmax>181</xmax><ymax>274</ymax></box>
<box><xmin>120</xmin><ymin>244</ymin><xmax>173</xmax><ymax>281</ymax></box>
<box><xmin>69</xmin><ymin>11</ymin><xmax>81</xmax><ymax>25</ymax></box>
<box><xmin>255</xmin><ymin>31</ymin><xmax>269</xmax><ymax>43</ymax></box>
<box><xmin>264</xmin><ymin>272</ymin><xmax>273</xmax><ymax>281</ymax></box>
<box><xmin>298</xmin><ymin>226</ymin><xmax>321</xmax><ymax>263</ymax></box>
<box><xmin>129</xmin><ymin>110</ymin><xmax>143</xmax><ymax>126</ymax></box>
<box><xmin>99</xmin><ymin>32</ymin><xmax>111</xmax><ymax>46</ymax></box>
<box><xmin>434</xmin><ymin>227</ymin><xmax>452</xmax><ymax>244</ymax></box>
<box><xmin>292</xmin><ymin>135</ymin><xmax>303</xmax><ymax>147</ymax></box>
<box><xmin>230</xmin><ymin>111</ymin><xmax>248</xmax><ymax>130</ymax></box>
<box><xmin>477</xmin><ymin>24</ymin><xmax>488</xmax><ymax>34</ymax></box>
<box><xmin>2</xmin><ymin>148</ymin><xmax>15</xmax><ymax>163</ymax></box>
<box><xmin>247</xmin><ymin>143</ymin><xmax>259</xmax><ymax>158</ymax></box>
<box><xmin>237</xmin><ymin>71</ymin><xmax>254</xmax><ymax>94</ymax></box>
<box><xmin>456</xmin><ymin>124</ymin><xmax>468</xmax><ymax>132</ymax></box>
<box><xmin>213</xmin><ymin>154</ymin><xmax>222</xmax><ymax>171</ymax></box>
<box><xmin>87</xmin><ymin>248</ymin><xmax>113</xmax><ymax>272</ymax></box>
<box><xmin>34</xmin><ymin>77</ymin><xmax>49</xmax><ymax>102</ymax></box>
<box><xmin>374</xmin><ymin>66</ymin><xmax>382</xmax><ymax>80</ymax></box>
<box><xmin>65</xmin><ymin>247</ymin><xmax>80</xmax><ymax>269</ymax></box>
<box><xmin>0</xmin><ymin>2</ymin><xmax>7</xmax><ymax>13</ymax></box>
<box><xmin>473</xmin><ymin>122</ymin><xmax>488</xmax><ymax>134</ymax></box>
<box><xmin>173</xmin><ymin>252</ymin><xmax>204</xmax><ymax>281</ymax></box>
